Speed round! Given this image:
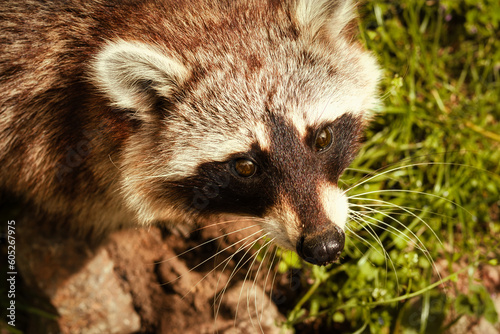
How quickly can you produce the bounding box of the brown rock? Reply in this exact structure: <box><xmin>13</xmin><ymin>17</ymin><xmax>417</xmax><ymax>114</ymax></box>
<box><xmin>16</xmin><ymin>220</ymin><xmax>141</xmax><ymax>334</ymax></box>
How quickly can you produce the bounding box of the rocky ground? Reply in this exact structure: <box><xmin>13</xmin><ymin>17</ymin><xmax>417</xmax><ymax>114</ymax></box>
<box><xmin>7</xmin><ymin>214</ymin><xmax>298</xmax><ymax>334</ymax></box>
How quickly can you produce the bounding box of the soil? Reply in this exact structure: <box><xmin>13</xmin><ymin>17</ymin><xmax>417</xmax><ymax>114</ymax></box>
<box><xmin>2</xmin><ymin>210</ymin><xmax>300</xmax><ymax>334</ymax></box>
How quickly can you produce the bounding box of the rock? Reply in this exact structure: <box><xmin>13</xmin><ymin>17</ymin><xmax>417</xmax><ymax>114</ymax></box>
<box><xmin>13</xmin><ymin>217</ymin><xmax>291</xmax><ymax>333</ymax></box>
<box><xmin>16</xmin><ymin>220</ymin><xmax>141</xmax><ymax>334</ymax></box>
<box><xmin>50</xmin><ymin>248</ymin><xmax>141</xmax><ymax>334</ymax></box>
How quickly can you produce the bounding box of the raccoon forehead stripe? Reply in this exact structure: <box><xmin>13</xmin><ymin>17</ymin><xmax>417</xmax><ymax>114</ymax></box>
<box><xmin>166</xmin><ymin>138</ymin><xmax>252</xmax><ymax>178</ymax></box>
<box><xmin>304</xmin><ymin>90</ymin><xmax>373</xmax><ymax>128</ymax></box>
<box><xmin>253</xmin><ymin>121</ymin><xmax>271</xmax><ymax>151</ymax></box>
<box><xmin>284</xmin><ymin>90</ymin><xmax>374</xmax><ymax>140</ymax></box>
<box><xmin>164</xmin><ymin>121</ymin><xmax>269</xmax><ymax>179</ymax></box>
<box><xmin>286</xmin><ymin>111</ymin><xmax>308</xmax><ymax>138</ymax></box>
<box><xmin>297</xmin><ymin>43</ymin><xmax>381</xmax><ymax>130</ymax></box>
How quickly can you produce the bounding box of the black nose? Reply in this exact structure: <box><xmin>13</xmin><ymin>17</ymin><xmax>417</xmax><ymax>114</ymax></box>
<box><xmin>296</xmin><ymin>225</ymin><xmax>345</xmax><ymax>266</ymax></box>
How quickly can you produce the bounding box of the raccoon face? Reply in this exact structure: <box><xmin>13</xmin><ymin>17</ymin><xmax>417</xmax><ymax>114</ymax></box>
<box><xmin>92</xmin><ymin>0</ymin><xmax>380</xmax><ymax>265</ymax></box>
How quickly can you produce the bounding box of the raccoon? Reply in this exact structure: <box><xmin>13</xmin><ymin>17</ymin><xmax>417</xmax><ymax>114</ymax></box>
<box><xmin>0</xmin><ymin>0</ymin><xmax>380</xmax><ymax>266</ymax></box>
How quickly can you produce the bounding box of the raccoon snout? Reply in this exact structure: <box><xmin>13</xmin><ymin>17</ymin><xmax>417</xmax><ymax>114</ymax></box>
<box><xmin>296</xmin><ymin>225</ymin><xmax>345</xmax><ymax>266</ymax></box>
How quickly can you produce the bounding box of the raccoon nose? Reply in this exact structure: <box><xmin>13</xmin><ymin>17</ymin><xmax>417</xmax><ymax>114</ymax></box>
<box><xmin>296</xmin><ymin>225</ymin><xmax>345</xmax><ymax>266</ymax></box>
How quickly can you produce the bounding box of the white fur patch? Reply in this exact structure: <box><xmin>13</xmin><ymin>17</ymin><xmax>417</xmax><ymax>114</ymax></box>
<box><xmin>318</xmin><ymin>184</ymin><xmax>348</xmax><ymax>230</ymax></box>
<box><xmin>92</xmin><ymin>40</ymin><xmax>190</xmax><ymax>114</ymax></box>
<box><xmin>295</xmin><ymin>0</ymin><xmax>355</xmax><ymax>38</ymax></box>
<box><xmin>167</xmin><ymin>136</ymin><xmax>253</xmax><ymax>178</ymax></box>
<box><xmin>253</xmin><ymin>121</ymin><xmax>271</xmax><ymax>151</ymax></box>
<box><xmin>300</xmin><ymin>45</ymin><xmax>381</xmax><ymax>134</ymax></box>
<box><xmin>287</xmin><ymin>111</ymin><xmax>308</xmax><ymax>138</ymax></box>
<box><xmin>162</xmin><ymin>119</ymin><xmax>271</xmax><ymax>180</ymax></box>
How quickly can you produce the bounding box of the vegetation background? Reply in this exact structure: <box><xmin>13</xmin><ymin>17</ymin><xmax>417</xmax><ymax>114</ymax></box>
<box><xmin>282</xmin><ymin>0</ymin><xmax>500</xmax><ymax>333</ymax></box>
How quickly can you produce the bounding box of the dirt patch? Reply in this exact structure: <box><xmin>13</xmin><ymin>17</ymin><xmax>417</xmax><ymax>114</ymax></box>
<box><xmin>6</xmin><ymin>212</ymin><xmax>297</xmax><ymax>333</ymax></box>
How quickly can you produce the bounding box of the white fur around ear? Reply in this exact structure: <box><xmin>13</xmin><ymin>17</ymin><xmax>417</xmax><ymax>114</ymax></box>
<box><xmin>92</xmin><ymin>40</ymin><xmax>189</xmax><ymax>113</ymax></box>
<box><xmin>295</xmin><ymin>0</ymin><xmax>356</xmax><ymax>38</ymax></box>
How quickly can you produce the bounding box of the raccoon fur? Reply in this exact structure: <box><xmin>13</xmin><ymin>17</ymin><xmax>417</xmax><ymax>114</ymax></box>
<box><xmin>0</xmin><ymin>0</ymin><xmax>380</xmax><ymax>265</ymax></box>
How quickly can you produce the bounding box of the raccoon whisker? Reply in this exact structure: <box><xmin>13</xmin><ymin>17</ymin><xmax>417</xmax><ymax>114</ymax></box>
<box><xmin>349</xmin><ymin>207</ymin><xmax>438</xmax><ymax>284</ymax></box>
<box><xmin>347</xmin><ymin>223</ymin><xmax>398</xmax><ymax>294</ymax></box>
<box><xmin>213</xmin><ymin>234</ymin><xmax>270</xmax><ymax>329</ymax></box>
<box><xmin>354</xmin><ymin>150</ymin><xmax>481</xmax><ymax>175</ymax></box>
<box><xmin>348</xmin><ymin>206</ymin><xmax>427</xmax><ymax>252</ymax></box>
<box><xmin>243</xmin><ymin>240</ymin><xmax>274</xmax><ymax>326</ymax></box>
<box><xmin>339</xmin><ymin>166</ymin><xmax>388</xmax><ymax>188</ymax></box>
<box><xmin>349</xmin><ymin>212</ymin><xmax>388</xmax><ymax>252</ymax></box>
<box><xmin>201</xmin><ymin>218</ymin><xmax>266</xmax><ymax>305</ymax></box>
<box><xmin>191</xmin><ymin>217</ymin><xmax>264</xmax><ymax>232</ymax></box>
<box><xmin>225</xmin><ymin>236</ymin><xmax>270</xmax><ymax>302</ymax></box>
<box><xmin>358</xmin><ymin>209</ymin><xmax>397</xmax><ymax>215</ymax></box>
<box><xmin>351</xmin><ymin>202</ymin><xmax>457</xmax><ymax>227</ymax></box>
<box><xmin>157</xmin><ymin>224</ymin><xmax>260</xmax><ymax>264</ymax></box>
<box><xmin>348</xmin><ymin>206</ymin><xmax>396</xmax><ymax>215</ymax></box>
<box><xmin>345</xmin><ymin>224</ymin><xmax>390</xmax><ymax>278</ymax></box>
<box><xmin>338</xmin><ymin>179</ymin><xmax>349</xmax><ymax>187</ymax></box>
<box><xmin>349</xmin><ymin>211</ymin><xmax>399</xmax><ymax>289</ymax></box>
<box><xmin>344</xmin><ymin>224</ymin><xmax>373</xmax><ymax>256</ymax></box>
<box><xmin>348</xmin><ymin>192</ymin><xmax>452</xmax><ymax>245</ymax></box>
<box><xmin>376</xmin><ymin>203</ymin><xmax>455</xmax><ymax>219</ymax></box>
<box><xmin>343</xmin><ymin>161</ymin><xmax>484</xmax><ymax>195</ymax></box>
<box><xmin>162</xmin><ymin>228</ymin><xmax>264</xmax><ymax>286</ymax></box>
<box><xmin>265</xmin><ymin>247</ymin><xmax>282</xmax><ymax>322</ymax></box>
<box><xmin>353</xmin><ymin>198</ymin><xmax>443</xmax><ymax>266</ymax></box>
<box><xmin>349</xmin><ymin>202</ymin><xmax>408</xmax><ymax>211</ymax></box>
<box><xmin>186</xmin><ymin>233</ymin><xmax>259</xmax><ymax>306</ymax></box>
<box><xmin>343</xmin><ymin>163</ymin><xmax>430</xmax><ymax>194</ymax></box>
<box><xmin>349</xmin><ymin>208</ymin><xmax>416</xmax><ymax>247</ymax></box>
<box><xmin>247</xmin><ymin>244</ymin><xmax>269</xmax><ymax>330</ymax></box>
<box><xmin>246</xmin><ymin>238</ymin><xmax>275</xmax><ymax>332</ymax></box>
<box><xmin>379</xmin><ymin>88</ymin><xmax>393</xmax><ymax>102</ymax></box>
<box><xmin>348</xmin><ymin>214</ymin><xmax>395</xmax><ymax>288</ymax></box>
<box><xmin>349</xmin><ymin>200</ymin><xmax>443</xmax><ymax>286</ymax></box>
<box><xmin>211</xmin><ymin>233</ymin><xmax>269</xmax><ymax>315</ymax></box>
<box><xmin>344</xmin><ymin>167</ymin><xmax>382</xmax><ymax>176</ymax></box>
<box><xmin>259</xmin><ymin>244</ymin><xmax>279</xmax><ymax>322</ymax></box>
<box><xmin>344</xmin><ymin>224</ymin><xmax>388</xmax><ymax>271</ymax></box>
<box><xmin>195</xmin><ymin>232</ymin><xmax>267</xmax><ymax>331</ymax></box>
<box><xmin>107</xmin><ymin>154</ymin><xmax>122</xmax><ymax>171</ymax></box>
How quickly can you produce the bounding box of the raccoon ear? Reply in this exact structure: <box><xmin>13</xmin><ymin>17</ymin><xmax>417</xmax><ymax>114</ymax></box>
<box><xmin>92</xmin><ymin>40</ymin><xmax>189</xmax><ymax>114</ymax></box>
<box><xmin>294</xmin><ymin>0</ymin><xmax>356</xmax><ymax>39</ymax></box>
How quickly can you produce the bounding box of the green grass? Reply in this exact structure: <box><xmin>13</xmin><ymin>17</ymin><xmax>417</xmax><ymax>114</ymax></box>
<box><xmin>283</xmin><ymin>1</ymin><xmax>500</xmax><ymax>333</ymax></box>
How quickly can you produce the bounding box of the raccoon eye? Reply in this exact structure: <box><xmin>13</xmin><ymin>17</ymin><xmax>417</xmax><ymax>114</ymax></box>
<box><xmin>315</xmin><ymin>126</ymin><xmax>333</xmax><ymax>152</ymax></box>
<box><xmin>233</xmin><ymin>159</ymin><xmax>257</xmax><ymax>177</ymax></box>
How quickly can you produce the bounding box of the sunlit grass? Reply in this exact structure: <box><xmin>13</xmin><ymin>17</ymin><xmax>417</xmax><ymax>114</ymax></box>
<box><xmin>285</xmin><ymin>1</ymin><xmax>500</xmax><ymax>332</ymax></box>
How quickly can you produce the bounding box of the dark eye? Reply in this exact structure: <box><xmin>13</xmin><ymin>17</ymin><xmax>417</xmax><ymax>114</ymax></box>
<box><xmin>314</xmin><ymin>126</ymin><xmax>333</xmax><ymax>152</ymax></box>
<box><xmin>233</xmin><ymin>158</ymin><xmax>257</xmax><ymax>177</ymax></box>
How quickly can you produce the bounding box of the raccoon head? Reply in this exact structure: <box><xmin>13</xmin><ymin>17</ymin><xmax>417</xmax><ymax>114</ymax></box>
<box><xmin>92</xmin><ymin>0</ymin><xmax>380</xmax><ymax>266</ymax></box>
